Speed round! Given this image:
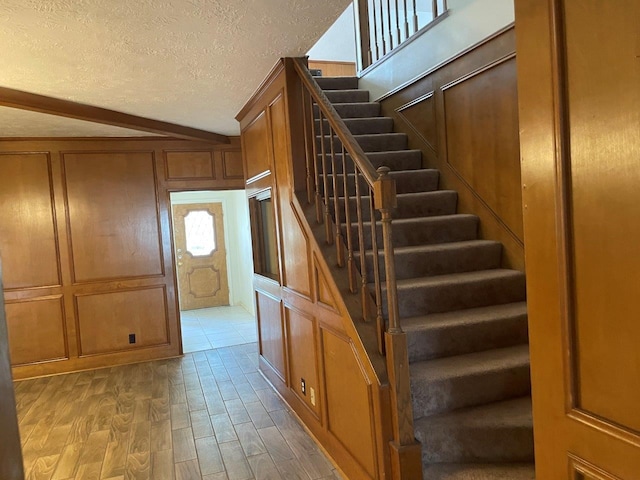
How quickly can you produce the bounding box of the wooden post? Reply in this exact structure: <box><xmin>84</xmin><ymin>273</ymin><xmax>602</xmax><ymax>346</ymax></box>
<box><xmin>374</xmin><ymin>167</ymin><xmax>422</xmax><ymax>479</ymax></box>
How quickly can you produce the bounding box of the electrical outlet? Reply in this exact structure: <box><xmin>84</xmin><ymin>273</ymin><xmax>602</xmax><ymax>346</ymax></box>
<box><xmin>300</xmin><ymin>378</ymin><xmax>306</xmax><ymax>395</ymax></box>
<box><xmin>129</xmin><ymin>333</ymin><xmax>136</xmax><ymax>344</ymax></box>
<box><xmin>310</xmin><ymin>387</ymin><xmax>316</xmax><ymax>406</ymax></box>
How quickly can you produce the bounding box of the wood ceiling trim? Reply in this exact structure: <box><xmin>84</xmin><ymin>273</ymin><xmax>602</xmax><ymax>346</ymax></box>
<box><xmin>0</xmin><ymin>87</ymin><xmax>230</xmax><ymax>145</ymax></box>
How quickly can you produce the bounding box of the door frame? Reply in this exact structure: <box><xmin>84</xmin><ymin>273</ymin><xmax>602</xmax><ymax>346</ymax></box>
<box><xmin>169</xmin><ymin>191</ymin><xmax>235</xmax><ymax>311</ymax></box>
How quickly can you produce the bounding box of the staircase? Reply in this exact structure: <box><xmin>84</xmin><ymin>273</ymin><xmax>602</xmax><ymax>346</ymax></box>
<box><xmin>314</xmin><ymin>76</ymin><xmax>535</xmax><ymax>479</ymax></box>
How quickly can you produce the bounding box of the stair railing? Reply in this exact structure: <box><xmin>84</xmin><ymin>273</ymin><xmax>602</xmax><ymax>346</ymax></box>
<box><xmin>356</xmin><ymin>0</ymin><xmax>448</xmax><ymax>69</ymax></box>
<box><xmin>291</xmin><ymin>58</ymin><xmax>417</xmax><ymax>466</ymax></box>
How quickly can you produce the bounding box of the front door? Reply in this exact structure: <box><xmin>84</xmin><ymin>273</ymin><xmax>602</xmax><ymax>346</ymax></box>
<box><xmin>516</xmin><ymin>1</ymin><xmax>640</xmax><ymax>478</ymax></box>
<box><xmin>172</xmin><ymin>202</ymin><xmax>230</xmax><ymax>310</ymax></box>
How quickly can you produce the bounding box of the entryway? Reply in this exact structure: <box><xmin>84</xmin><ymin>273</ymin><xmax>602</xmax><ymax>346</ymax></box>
<box><xmin>170</xmin><ymin>190</ymin><xmax>256</xmax><ymax>354</ymax></box>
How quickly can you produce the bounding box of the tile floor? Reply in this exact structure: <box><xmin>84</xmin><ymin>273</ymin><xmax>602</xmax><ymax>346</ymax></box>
<box><xmin>181</xmin><ymin>306</ymin><xmax>257</xmax><ymax>353</ymax></box>
<box><xmin>15</xmin><ymin>343</ymin><xmax>344</xmax><ymax>480</ymax></box>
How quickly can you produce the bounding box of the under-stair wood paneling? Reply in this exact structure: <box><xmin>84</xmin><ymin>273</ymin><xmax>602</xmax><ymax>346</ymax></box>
<box><xmin>0</xmin><ymin>137</ymin><xmax>243</xmax><ymax>379</ymax></box>
<box><xmin>0</xmin><ymin>262</ymin><xmax>24</xmax><ymax>480</ymax></box>
<box><xmin>238</xmin><ymin>59</ymin><xmax>392</xmax><ymax>480</ymax></box>
<box><xmin>517</xmin><ymin>0</ymin><xmax>640</xmax><ymax>478</ymax></box>
<box><xmin>379</xmin><ymin>25</ymin><xmax>524</xmax><ymax>270</ymax></box>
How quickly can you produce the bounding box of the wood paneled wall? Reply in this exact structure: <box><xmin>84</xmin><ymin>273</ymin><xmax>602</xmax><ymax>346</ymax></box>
<box><xmin>0</xmin><ymin>261</ymin><xmax>24</xmax><ymax>480</ymax></box>
<box><xmin>237</xmin><ymin>60</ymin><xmax>392</xmax><ymax>480</ymax></box>
<box><xmin>379</xmin><ymin>26</ymin><xmax>524</xmax><ymax>270</ymax></box>
<box><xmin>0</xmin><ymin>137</ymin><xmax>243</xmax><ymax>380</ymax></box>
<box><xmin>308</xmin><ymin>60</ymin><xmax>357</xmax><ymax>78</ymax></box>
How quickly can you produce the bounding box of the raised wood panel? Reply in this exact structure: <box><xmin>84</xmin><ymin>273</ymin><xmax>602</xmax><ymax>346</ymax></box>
<box><xmin>243</xmin><ymin>111</ymin><xmax>271</xmax><ymax>183</ymax></box>
<box><xmin>381</xmin><ymin>26</ymin><xmax>524</xmax><ymax>270</ymax></box>
<box><xmin>221</xmin><ymin>150</ymin><xmax>244</xmax><ymax>179</ymax></box>
<box><xmin>63</xmin><ymin>152</ymin><xmax>163</xmax><ymax>282</ymax></box>
<box><xmin>322</xmin><ymin>329</ymin><xmax>377</xmax><ymax>479</ymax></box>
<box><xmin>562</xmin><ymin>0</ymin><xmax>640</xmax><ymax>435</ymax></box>
<box><xmin>285</xmin><ymin>307</ymin><xmax>319</xmax><ymax>416</ymax></box>
<box><xmin>396</xmin><ymin>91</ymin><xmax>437</xmax><ymax>153</ymax></box>
<box><xmin>442</xmin><ymin>55</ymin><xmax>523</xmax><ymax>241</ymax></box>
<box><xmin>0</xmin><ymin>262</ymin><xmax>24</xmax><ymax>480</ymax></box>
<box><xmin>76</xmin><ymin>287</ymin><xmax>169</xmax><ymax>356</ymax></box>
<box><xmin>165</xmin><ymin>151</ymin><xmax>215</xmax><ymax>180</ymax></box>
<box><xmin>5</xmin><ymin>296</ymin><xmax>67</xmax><ymax>366</ymax></box>
<box><xmin>0</xmin><ymin>153</ymin><xmax>60</xmax><ymax>290</ymax></box>
<box><xmin>316</xmin><ymin>264</ymin><xmax>337</xmax><ymax>311</ymax></box>
<box><xmin>570</xmin><ymin>455</ymin><xmax>623</xmax><ymax>480</ymax></box>
<box><xmin>256</xmin><ymin>289</ymin><xmax>286</xmax><ymax>383</ymax></box>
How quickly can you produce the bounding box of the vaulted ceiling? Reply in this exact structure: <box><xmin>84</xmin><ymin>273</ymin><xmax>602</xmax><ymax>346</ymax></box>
<box><xmin>0</xmin><ymin>0</ymin><xmax>351</xmax><ymax>138</ymax></box>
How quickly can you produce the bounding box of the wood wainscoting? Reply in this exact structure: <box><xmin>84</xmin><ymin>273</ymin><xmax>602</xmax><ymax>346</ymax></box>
<box><xmin>308</xmin><ymin>60</ymin><xmax>357</xmax><ymax>78</ymax></box>
<box><xmin>378</xmin><ymin>25</ymin><xmax>524</xmax><ymax>270</ymax></box>
<box><xmin>0</xmin><ymin>137</ymin><xmax>243</xmax><ymax>380</ymax></box>
<box><xmin>237</xmin><ymin>60</ymin><xmax>392</xmax><ymax>480</ymax></box>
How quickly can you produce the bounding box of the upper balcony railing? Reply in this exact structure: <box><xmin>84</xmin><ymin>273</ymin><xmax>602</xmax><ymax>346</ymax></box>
<box><xmin>356</xmin><ymin>0</ymin><xmax>448</xmax><ymax>70</ymax></box>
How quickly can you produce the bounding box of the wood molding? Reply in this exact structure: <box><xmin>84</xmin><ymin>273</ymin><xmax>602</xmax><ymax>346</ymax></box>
<box><xmin>0</xmin><ymin>86</ymin><xmax>230</xmax><ymax>144</ymax></box>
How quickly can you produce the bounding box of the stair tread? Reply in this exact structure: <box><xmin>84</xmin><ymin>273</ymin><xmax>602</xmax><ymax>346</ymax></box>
<box><xmin>360</xmin><ymin>213</ymin><xmax>477</xmax><ymax>226</ymax></box>
<box><xmin>342</xmin><ymin>190</ymin><xmax>456</xmax><ymax>202</ymax></box>
<box><xmin>423</xmin><ymin>463</ymin><xmax>535</xmax><ymax>480</ymax></box>
<box><xmin>395</xmin><ymin>268</ymin><xmax>524</xmax><ymax>289</ymax></box>
<box><xmin>403</xmin><ymin>302</ymin><xmax>527</xmax><ymax>332</ymax></box>
<box><xmin>410</xmin><ymin>345</ymin><xmax>530</xmax><ymax>382</ymax></box>
<box><xmin>391</xmin><ymin>240</ymin><xmax>501</xmax><ymax>256</ymax></box>
<box><xmin>416</xmin><ymin>396</ymin><xmax>532</xmax><ymax>429</ymax></box>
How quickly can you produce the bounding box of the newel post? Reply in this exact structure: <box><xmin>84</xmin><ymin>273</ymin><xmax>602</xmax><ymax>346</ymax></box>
<box><xmin>374</xmin><ymin>167</ymin><xmax>422</xmax><ymax>479</ymax></box>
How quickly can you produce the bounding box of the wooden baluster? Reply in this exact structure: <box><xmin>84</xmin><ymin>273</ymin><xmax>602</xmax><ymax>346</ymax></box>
<box><xmin>403</xmin><ymin>0</ymin><xmax>410</xmax><ymax>39</ymax></box>
<box><xmin>370</xmin><ymin>0</ymin><xmax>380</xmax><ymax>63</ymax></box>
<box><xmin>354</xmin><ymin>164</ymin><xmax>369</xmax><ymax>321</ymax></box>
<box><xmin>342</xmin><ymin>145</ymin><xmax>357</xmax><ymax>293</ymax></box>
<box><xmin>301</xmin><ymin>89</ymin><xmax>314</xmax><ymax>204</ymax></box>
<box><xmin>330</xmin><ymin>129</ymin><xmax>344</xmax><ymax>266</ymax></box>
<box><xmin>386</xmin><ymin>0</ymin><xmax>394</xmax><ymax>50</ymax></box>
<box><xmin>357</xmin><ymin>0</ymin><xmax>373</xmax><ymax>68</ymax></box>
<box><xmin>321</xmin><ymin>125</ymin><xmax>334</xmax><ymax>244</ymax></box>
<box><xmin>369</xmin><ymin>191</ymin><xmax>385</xmax><ymax>355</ymax></box>
<box><xmin>378</xmin><ymin>0</ymin><xmax>387</xmax><ymax>55</ymax></box>
<box><xmin>431</xmin><ymin>0</ymin><xmax>437</xmax><ymax>22</ymax></box>
<box><xmin>394</xmin><ymin>0</ymin><xmax>401</xmax><ymax>47</ymax></box>
<box><xmin>314</xmin><ymin>110</ymin><xmax>324</xmax><ymax>224</ymax></box>
<box><xmin>412</xmin><ymin>0</ymin><xmax>418</xmax><ymax>33</ymax></box>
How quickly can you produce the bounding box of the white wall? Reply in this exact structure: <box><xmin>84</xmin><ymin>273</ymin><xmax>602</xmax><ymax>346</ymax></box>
<box><xmin>307</xmin><ymin>4</ymin><xmax>357</xmax><ymax>62</ymax></box>
<box><xmin>170</xmin><ymin>190</ymin><xmax>255</xmax><ymax>315</ymax></box>
<box><xmin>358</xmin><ymin>0</ymin><xmax>514</xmax><ymax>100</ymax></box>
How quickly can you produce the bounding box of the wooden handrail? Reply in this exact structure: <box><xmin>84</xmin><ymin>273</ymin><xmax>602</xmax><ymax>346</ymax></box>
<box><xmin>292</xmin><ymin>59</ymin><xmax>380</xmax><ymax>188</ymax></box>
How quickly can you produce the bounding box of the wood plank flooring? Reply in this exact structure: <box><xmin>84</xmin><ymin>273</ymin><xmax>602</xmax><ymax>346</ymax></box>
<box><xmin>14</xmin><ymin>343</ymin><xmax>343</xmax><ymax>480</ymax></box>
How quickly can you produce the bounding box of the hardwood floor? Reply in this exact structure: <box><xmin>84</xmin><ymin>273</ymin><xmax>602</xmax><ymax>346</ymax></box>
<box><xmin>14</xmin><ymin>343</ymin><xmax>343</xmax><ymax>480</ymax></box>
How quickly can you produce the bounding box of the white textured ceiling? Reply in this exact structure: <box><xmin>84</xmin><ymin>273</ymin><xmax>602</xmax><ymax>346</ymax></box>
<box><xmin>0</xmin><ymin>0</ymin><xmax>351</xmax><ymax>138</ymax></box>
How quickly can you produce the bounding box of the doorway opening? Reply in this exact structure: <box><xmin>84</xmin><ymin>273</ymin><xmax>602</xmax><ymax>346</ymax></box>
<box><xmin>170</xmin><ymin>190</ymin><xmax>255</xmax><ymax>353</ymax></box>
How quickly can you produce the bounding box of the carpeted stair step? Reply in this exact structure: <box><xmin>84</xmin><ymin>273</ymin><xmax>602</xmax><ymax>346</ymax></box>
<box><xmin>404</xmin><ymin>302</ymin><xmax>529</xmax><ymax>362</ymax></box>
<box><xmin>324</xmin><ymin>89</ymin><xmax>370</xmax><ymax>103</ymax></box>
<box><xmin>317</xmin><ymin>132</ymin><xmax>408</xmax><ymax>152</ymax></box>
<box><xmin>359</xmin><ymin>240</ymin><xmax>503</xmax><ymax>281</ymax></box>
<box><xmin>315</xmin><ymin>76</ymin><xmax>359</xmax><ymax>90</ymax></box>
<box><xmin>334</xmin><ymin>191</ymin><xmax>457</xmax><ymax>221</ymax></box>
<box><xmin>354</xmin><ymin>214</ymin><xmax>479</xmax><ymax>249</ymax></box>
<box><xmin>414</xmin><ymin>397</ymin><xmax>534</xmax><ymax>464</ymax></box>
<box><xmin>387</xmin><ymin>269</ymin><xmax>526</xmax><ymax>318</ymax></box>
<box><xmin>316</xmin><ymin>116</ymin><xmax>396</xmax><ymax>135</ymax></box>
<box><xmin>318</xmin><ymin>150</ymin><xmax>423</xmax><ymax>173</ymax></box>
<box><xmin>319</xmin><ymin>168</ymin><xmax>439</xmax><ymax>196</ymax></box>
<box><xmin>410</xmin><ymin>345</ymin><xmax>531</xmax><ymax>417</ymax></box>
<box><xmin>316</xmin><ymin>102</ymin><xmax>381</xmax><ymax>118</ymax></box>
<box><xmin>423</xmin><ymin>463</ymin><xmax>535</xmax><ymax>479</ymax></box>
